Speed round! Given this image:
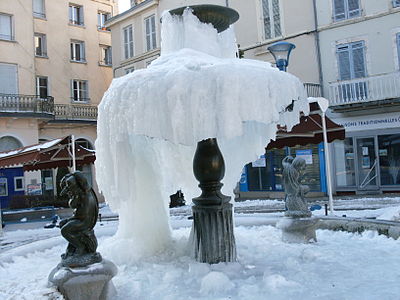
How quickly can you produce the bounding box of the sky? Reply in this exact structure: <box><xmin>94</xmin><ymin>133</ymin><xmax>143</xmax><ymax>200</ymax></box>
<box><xmin>118</xmin><ymin>0</ymin><xmax>130</xmax><ymax>13</ymax></box>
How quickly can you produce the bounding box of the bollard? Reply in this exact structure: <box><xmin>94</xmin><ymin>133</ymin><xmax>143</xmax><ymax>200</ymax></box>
<box><xmin>324</xmin><ymin>204</ymin><xmax>328</xmax><ymax>216</ymax></box>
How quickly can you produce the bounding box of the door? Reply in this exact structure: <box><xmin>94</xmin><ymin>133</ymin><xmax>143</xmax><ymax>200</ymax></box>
<box><xmin>356</xmin><ymin>137</ymin><xmax>378</xmax><ymax>190</ymax></box>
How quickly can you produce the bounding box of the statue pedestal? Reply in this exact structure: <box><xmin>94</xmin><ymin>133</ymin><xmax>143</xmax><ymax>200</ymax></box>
<box><xmin>190</xmin><ymin>202</ymin><xmax>236</xmax><ymax>264</ymax></box>
<box><xmin>48</xmin><ymin>259</ymin><xmax>118</xmax><ymax>300</ymax></box>
<box><xmin>278</xmin><ymin>217</ymin><xmax>319</xmax><ymax>243</ymax></box>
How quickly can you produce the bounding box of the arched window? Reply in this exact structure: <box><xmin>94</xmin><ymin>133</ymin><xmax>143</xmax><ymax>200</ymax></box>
<box><xmin>0</xmin><ymin>136</ymin><xmax>22</xmax><ymax>152</ymax></box>
<box><xmin>75</xmin><ymin>138</ymin><xmax>94</xmax><ymax>150</ymax></box>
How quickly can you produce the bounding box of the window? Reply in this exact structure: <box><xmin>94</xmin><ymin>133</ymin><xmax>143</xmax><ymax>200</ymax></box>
<box><xmin>33</xmin><ymin>0</ymin><xmax>45</xmax><ymax>18</ymax></box>
<box><xmin>69</xmin><ymin>4</ymin><xmax>84</xmax><ymax>25</ymax></box>
<box><xmin>123</xmin><ymin>25</ymin><xmax>134</xmax><ymax>59</ymax></box>
<box><xmin>36</xmin><ymin>76</ymin><xmax>48</xmax><ymax>98</ymax></box>
<box><xmin>97</xmin><ymin>11</ymin><xmax>110</xmax><ymax>30</ymax></box>
<box><xmin>100</xmin><ymin>45</ymin><xmax>112</xmax><ymax>65</ymax></box>
<box><xmin>333</xmin><ymin>138</ymin><xmax>356</xmax><ymax>187</ymax></box>
<box><xmin>34</xmin><ymin>33</ymin><xmax>47</xmax><ymax>57</ymax></box>
<box><xmin>261</xmin><ymin>0</ymin><xmax>281</xmax><ymax>40</ymax></box>
<box><xmin>336</xmin><ymin>41</ymin><xmax>367</xmax><ymax>101</ymax></box>
<box><xmin>0</xmin><ymin>178</ymin><xmax>8</xmax><ymax>196</ymax></box>
<box><xmin>145</xmin><ymin>15</ymin><xmax>156</xmax><ymax>51</ymax></box>
<box><xmin>71</xmin><ymin>79</ymin><xmax>89</xmax><ymax>102</ymax></box>
<box><xmin>337</xmin><ymin>41</ymin><xmax>366</xmax><ymax>80</ymax></box>
<box><xmin>0</xmin><ymin>63</ymin><xmax>18</xmax><ymax>94</ymax></box>
<box><xmin>0</xmin><ymin>13</ymin><xmax>13</xmax><ymax>41</ymax></box>
<box><xmin>14</xmin><ymin>177</ymin><xmax>24</xmax><ymax>192</ymax></box>
<box><xmin>333</xmin><ymin>0</ymin><xmax>361</xmax><ymax>22</ymax></box>
<box><xmin>125</xmin><ymin>67</ymin><xmax>134</xmax><ymax>74</ymax></box>
<box><xmin>70</xmin><ymin>40</ymin><xmax>85</xmax><ymax>62</ymax></box>
<box><xmin>393</xmin><ymin>0</ymin><xmax>400</xmax><ymax>8</ymax></box>
<box><xmin>0</xmin><ymin>136</ymin><xmax>22</xmax><ymax>152</ymax></box>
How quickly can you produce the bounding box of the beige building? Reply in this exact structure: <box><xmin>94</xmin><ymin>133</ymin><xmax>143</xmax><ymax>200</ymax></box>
<box><xmin>0</xmin><ymin>0</ymin><xmax>117</xmax><ymax>206</ymax></box>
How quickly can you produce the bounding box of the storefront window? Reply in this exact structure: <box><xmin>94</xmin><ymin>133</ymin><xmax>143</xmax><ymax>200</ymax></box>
<box><xmin>333</xmin><ymin>138</ymin><xmax>356</xmax><ymax>187</ymax></box>
<box><xmin>378</xmin><ymin>134</ymin><xmax>400</xmax><ymax>185</ymax></box>
<box><xmin>291</xmin><ymin>144</ymin><xmax>321</xmax><ymax>191</ymax></box>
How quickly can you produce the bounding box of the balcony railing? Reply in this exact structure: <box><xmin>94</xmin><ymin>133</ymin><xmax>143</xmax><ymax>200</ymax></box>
<box><xmin>54</xmin><ymin>104</ymin><xmax>98</xmax><ymax>121</ymax></box>
<box><xmin>304</xmin><ymin>83</ymin><xmax>322</xmax><ymax>98</ymax></box>
<box><xmin>0</xmin><ymin>94</ymin><xmax>54</xmax><ymax>115</ymax></box>
<box><xmin>329</xmin><ymin>72</ymin><xmax>400</xmax><ymax>106</ymax></box>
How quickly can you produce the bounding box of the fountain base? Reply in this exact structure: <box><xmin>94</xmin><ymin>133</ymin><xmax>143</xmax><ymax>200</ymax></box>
<box><xmin>278</xmin><ymin>217</ymin><xmax>319</xmax><ymax>243</ymax></box>
<box><xmin>190</xmin><ymin>202</ymin><xmax>236</xmax><ymax>263</ymax></box>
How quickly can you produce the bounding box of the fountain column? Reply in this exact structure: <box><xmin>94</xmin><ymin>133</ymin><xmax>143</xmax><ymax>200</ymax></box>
<box><xmin>191</xmin><ymin>138</ymin><xmax>236</xmax><ymax>263</ymax></box>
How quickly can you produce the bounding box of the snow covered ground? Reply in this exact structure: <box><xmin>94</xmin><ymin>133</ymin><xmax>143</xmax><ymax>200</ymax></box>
<box><xmin>1</xmin><ymin>199</ymin><xmax>400</xmax><ymax>300</ymax></box>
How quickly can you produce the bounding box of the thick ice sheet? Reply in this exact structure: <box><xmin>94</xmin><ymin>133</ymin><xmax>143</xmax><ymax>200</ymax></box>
<box><xmin>95</xmin><ymin>9</ymin><xmax>308</xmax><ymax>261</ymax></box>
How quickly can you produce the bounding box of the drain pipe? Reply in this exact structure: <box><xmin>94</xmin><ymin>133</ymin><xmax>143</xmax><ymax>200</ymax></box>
<box><xmin>312</xmin><ymin>0</ymin><xmax>324</xmax><ymax>97</ymax></box>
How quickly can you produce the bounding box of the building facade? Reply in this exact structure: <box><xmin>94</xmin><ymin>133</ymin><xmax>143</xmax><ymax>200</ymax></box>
<box><xmin>0</xmin><ymin>0</ymin><xmax>117</xmax><ymax>207</ymax></box>
<box><xmin>317</xmin><ymin>0</ymin><xmax>400</xmax><ymax>194</ymax></box>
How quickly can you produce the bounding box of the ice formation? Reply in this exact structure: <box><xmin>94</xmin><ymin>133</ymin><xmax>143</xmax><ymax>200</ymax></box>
<box><xmin>95</xmin><ymin>9</ymin><xmax>308</xmax><ymax>262</ymax></box>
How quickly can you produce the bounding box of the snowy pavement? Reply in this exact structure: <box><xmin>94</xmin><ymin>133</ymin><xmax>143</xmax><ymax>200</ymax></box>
<box><xmin>1</xmin><ymin>198</ymin><xmax>400</xmax><ymax>300</ymax></box>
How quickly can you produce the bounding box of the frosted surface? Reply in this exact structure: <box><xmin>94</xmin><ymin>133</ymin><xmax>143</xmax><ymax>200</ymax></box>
<box><xmin>95</xmin><ymin>9</ymin><xmax>308</xmax><ymax>261</ymax></box>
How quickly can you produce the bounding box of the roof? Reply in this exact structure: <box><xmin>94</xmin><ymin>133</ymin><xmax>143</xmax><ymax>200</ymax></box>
<box><xmin>0</xmin><ymin>136</ymin><xmax>95</xmax><ymax>171</ymax></box>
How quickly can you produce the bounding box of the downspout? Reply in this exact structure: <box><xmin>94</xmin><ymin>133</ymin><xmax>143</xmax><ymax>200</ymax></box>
<box><xmin>312</xmin><ymin>0</ymin><xmax>324</xmax><ymax>97</ymax></box>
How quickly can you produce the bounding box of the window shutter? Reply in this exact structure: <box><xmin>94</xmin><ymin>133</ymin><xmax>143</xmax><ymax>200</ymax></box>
<box><xmin>337</xmin><ymin>46</ymin><xmax>351</xmax><ymax>80</ymax></box>
<box><xmin>0</xmin><ymin>14</ymin><xmax>12</xmax><ymax>40</ymax></box>
<box><xmin>79</xmin><ymin>6</ymin><xmax>84</xmax><ymax>25</ymax></box>
<box><xmin>33</xmin><ymin>0</ymin><xmax>44</xmax><ymax>15</ymax></box>
<box><xmin>151</xmin><ymin>16</ymin><xmax>156</xmax><ymax>49</ymax></box>
<box><xmin>393</xmin><ymin>0</ymin><xmax>400</xmax><ymax>7</ymax></box>
<box><xmin>145</xmin><ymin>18</ymin><xmax>151</xmax><ymax>50</ymax></box>
<box><xmin>129</xmin><ymin>26</ymin><xmax>133</xmax><ymax>57</ymax></box>
<box><xmin>396</xmin><ymin>33</ymin><xmax>400</xmax><ymax>68</ymax></box>
<box><xmin>70</xmin><ymin>79</ymin><xmax>74</xmax><ymax>101</ymax></box>
<box><xmin>82</xmin><ymin>42</ymin><xmax>85</xmax><ymax>60</ymax></box>
<box><xmin>123</xmin><ymin>28</ymin><xmax>128</xmax><ymax>59</ymax></box>
<box><xmin>333</xmin><ymin>0</ymin><xmax>346</xmax><ymax>21</ymax></box>
<box><xmin>262</xmin><ymin>0</ymin><xmax>271</xmax><ymax>39</ymax></box>
<box><xmin>68</xmin><ymin>6</ymin><xmax>73</xmax><ymax>22</ymax></box>
<box><xmin>351</xmin><ymin>42</ymin><xmax>366</xmax><ymax>78</ymax></box>
<box><xmin>272</xmin><ymin>0</ymin><xmax>281</xmax><ymax>37</ymax></box>
<box><xmin>0</xmin><ymin>63</ymin><xmax>18</xmax><ymax>94</ymax></box>
<box><xmin>348</xmin><ymin>0</ymin><xmax>360</xmax><ymax>18</ymax></box>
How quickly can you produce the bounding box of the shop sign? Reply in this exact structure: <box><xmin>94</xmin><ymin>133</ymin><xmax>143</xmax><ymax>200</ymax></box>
<box><xmin>295</xmin><ymin>149</ymin><xmax>313</xmax><ymax>165</ymax></box>
<box><xmin>27</xmin><ymin>184</ymin><xmax>42</xmax><ymax>195</ymax></box>
<box><xmin>333</xmin><ymin>112</ymin><xmax>400</xmax><ymax>132</ymax></box>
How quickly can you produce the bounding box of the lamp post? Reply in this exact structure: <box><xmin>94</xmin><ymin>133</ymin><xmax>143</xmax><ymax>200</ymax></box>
<box><xmin>267</xmin><ymin>41</ymin><xmax>296</xmax><ymax>72</ymax></box>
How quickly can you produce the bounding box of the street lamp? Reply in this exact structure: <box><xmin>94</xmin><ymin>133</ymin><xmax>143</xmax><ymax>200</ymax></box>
<box><xmin>267</xmin><ymin>41</ymin><xmax>296</xmax><ymax>72</ymax></box>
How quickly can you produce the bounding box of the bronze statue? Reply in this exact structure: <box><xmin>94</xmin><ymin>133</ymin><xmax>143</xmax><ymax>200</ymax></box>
<box><xmin>59</xmin><ymin>171</ymin><xmax>102</xmax><ymax>267</ymax></box>
<box><xmin>282</xmin><ymin>156</ymin><xmax>311</xmax><ymax>217</ymax></box>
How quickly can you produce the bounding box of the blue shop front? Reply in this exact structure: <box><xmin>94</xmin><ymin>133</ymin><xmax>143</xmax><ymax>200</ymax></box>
<box><xmin>238</xmin><ymin>143</ymin><xmax>327</xmax><ymax>198</ymax></box>
<box><xmin>0</xmin><ymin>167</ymin><xmax>25</xmax><ymax>209</ymax></box>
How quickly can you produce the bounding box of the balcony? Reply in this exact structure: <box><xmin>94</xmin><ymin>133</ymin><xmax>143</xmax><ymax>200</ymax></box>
<box><xmin>328</xmin><ymin>72</ymin><xmax>400</xmax><ymax>108</ymax></box>
<box><xmin>304</xmin><ymin>83</ymin><xmax>322</xmax><ymax>98</ymax></box>
<box><xmin>0</xmin><ymin>94</ymin><xmax>54</xmax><ymax>117</ymax></box>
<box><xmin>54</xmin><ymin>104</ymin><xmax>98</xmax><ymax>122</ymax></box>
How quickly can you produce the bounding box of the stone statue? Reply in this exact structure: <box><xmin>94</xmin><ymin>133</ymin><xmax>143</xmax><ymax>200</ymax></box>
<box><xmin>282</xmin><ymin>156</ymin><xmax>311</xmax><ymax>218</ymax></box>
<box><xmin>58</xmin><ymin>171</ymin><xmax>102</xmax><ymax>267</ymax></box>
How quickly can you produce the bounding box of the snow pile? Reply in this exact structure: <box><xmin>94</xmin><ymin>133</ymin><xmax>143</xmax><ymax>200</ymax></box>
<box><xmin>2</xmin><ymin>224</ymin><xmax>400</xmax><ymax>300</ymax></box>
<box><xmin>95</xmin><ymin>8</ymin><xmax>308</xmax><ymax>262</ymax></box>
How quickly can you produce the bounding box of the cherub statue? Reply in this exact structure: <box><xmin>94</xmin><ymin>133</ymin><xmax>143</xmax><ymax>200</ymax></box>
<box><xmin>282</xmin><ymin>156</ymin><xmax>311</xmax><ymax>217</ymax></box>
<box><xmin>59</xmin><ymin>171</ymin><xmax>102</xmax><ymax>267</ymax></box>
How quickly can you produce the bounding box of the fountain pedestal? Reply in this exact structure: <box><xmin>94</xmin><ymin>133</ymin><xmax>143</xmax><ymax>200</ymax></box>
<box><xmin>278</xmin><ymin>217</ymin><xmax>319</xmax><ymax>243</ymax></box>
<box><xmin>190</xmin><ymin>138</ymin><xmax>236</xmax><ymax>264</ymax></box>
<box><xmin>48</xmin><ymin>259</ymin><xmax>118</xmax><ymax>300</ymax></box>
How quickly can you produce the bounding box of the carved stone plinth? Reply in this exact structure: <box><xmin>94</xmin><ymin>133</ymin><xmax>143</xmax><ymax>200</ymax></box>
<box><xmin>48</xmin><ymin>259</ymin><xmax>118</xmax><ymax>300</ymax></box>
<box><xmin>278</xmin><ymin>217</ymin><xmax>319</xmax><ymax>243</ymax></box>
<box><xmin>191</xmin><ymin>202</ymin><xmax>236</xmax><ymax>263</ymax></box>
<box><xmin>190</xmin><ymin>138</ymin><xmax>237</xmax><ymax>264</ymax></box>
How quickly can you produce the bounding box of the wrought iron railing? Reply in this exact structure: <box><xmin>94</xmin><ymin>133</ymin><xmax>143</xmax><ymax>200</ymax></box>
<box><xmin>304</xmin><ymin>83</ymin><xmax>322</xmax><ymax>98</ymax></box>
<box><xmin>329</xmin><ymin>72</ymin><xmax>400</xmax><ymax>106</ymax></box>
<box><xmin>0</xmin><ymin>94</ymin><xmax>54</xmax><ymax>115</ymax></box>
<box><xmin>54</xmin><ymin>103</ymin><xmax>98</xmax><ymax>121</ymax></box>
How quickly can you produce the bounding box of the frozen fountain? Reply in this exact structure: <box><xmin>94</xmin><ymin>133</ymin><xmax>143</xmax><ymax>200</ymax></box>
<box><xmin>95</xmin><ymin>5</ymin><xmax>308</xmax><ymax>264</ymax></box>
